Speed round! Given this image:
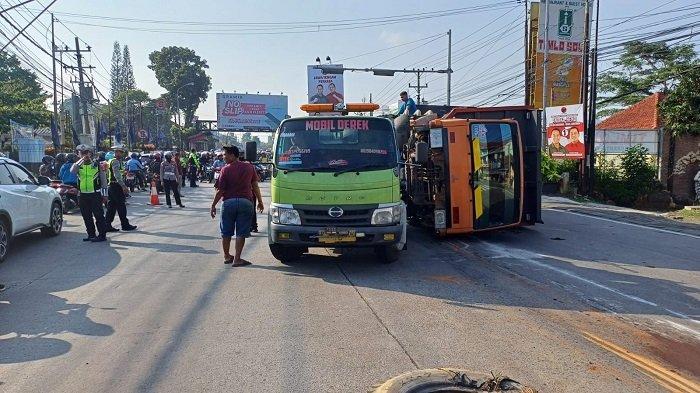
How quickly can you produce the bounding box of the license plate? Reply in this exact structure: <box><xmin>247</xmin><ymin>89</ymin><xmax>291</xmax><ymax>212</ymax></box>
<box><xmin>214</xmin><ymin>172</ymin><xmax>220</xmax><ymax>179</ymax></box>
<box><xmin>126</xmin><ymin>174</ymin><xmax>134</xmax><ymax>180</ymax></box>
<box><xmin>318</xmin><ymin>228</ymin><xmax>356</xmax><ymax>244</ymax></box>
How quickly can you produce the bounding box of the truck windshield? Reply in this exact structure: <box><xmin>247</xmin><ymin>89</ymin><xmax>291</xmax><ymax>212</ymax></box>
<box><xmin>275</xmin><ymin>117</ymin><xmax>397</xmax><ymax>172</ymax></box>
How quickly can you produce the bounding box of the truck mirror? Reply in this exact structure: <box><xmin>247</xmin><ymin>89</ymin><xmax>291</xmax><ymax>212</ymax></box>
<box><xmin>415</xmin><ymin>142</ymin><xmax>429</xmax><ymax>164</ymax></box>
<box><xmin>245</xmin><ymin>141</ymin><xmax>257</xmax><ymax>162</ymax></box>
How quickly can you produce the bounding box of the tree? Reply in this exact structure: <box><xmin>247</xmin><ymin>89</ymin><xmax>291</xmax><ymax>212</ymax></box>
<box><xmin>121</xmin><ymin>45</ymin><xmax>136</xmax><ymax>91</ymax></box>
<box><xmin>148</xmin><ymin>46</ymin><xmax>211</xmax><ymax>127</ymax></box>
<box><xmin>110</xmin><ymin>41</ymin><xmax>122</xmax><ymax>100</ymax></box>
<box><xmin>658</xmin><ymin>65</ymin><xmax>700</xmax><ymax>137</ymax></box>
<box><xmin>597</xmin><ymin>41</ymin><xmax>696</xmax><ymax>117</ymax></box>
<box><xmin>0</xmin><ymin>51</ymin><xmax>50</xmax><ymax>134</ymax></box>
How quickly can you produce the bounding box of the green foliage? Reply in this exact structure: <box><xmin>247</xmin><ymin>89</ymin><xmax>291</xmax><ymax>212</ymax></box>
<box><xmin>148</xmin><ymin>46</ymin><xmax>211</xmax><ymax>127</ymax></box>
<box><xmin>0</xmin><ymin>51</ymin><xmax>51</xmax><ymax>134</ymax></box>
<box><xmin>658</xmin><ymin>65</ymin><xmax>700</xmax><ymax>137</ymax></box>
<box><xmin>541</xmin><ymin>153</ymin><xmax>561</xmax><ymax>183</ymax></box>
<box><xmin>597</xmin><ymin>41</ymin><xmax>697</xmax><ymax>118</ymax></box>
<box><xmin>541</xmin><ymin>154</ymin><xmax>579</xmax><ymax>184</ymax></box>
<box><xmin>110</xmin><ymin>41</ymin><xmax>122</xmax><ymax>100</ymax></box>
<box><xmin>593</xmin><ymin>146</ymin><xmax>658</xmax><ymax>206</ymax></box>
<box><xmin>121</xmin><ymin>45</ymin><xmax>136</xmax><ymax>91</ymax></box>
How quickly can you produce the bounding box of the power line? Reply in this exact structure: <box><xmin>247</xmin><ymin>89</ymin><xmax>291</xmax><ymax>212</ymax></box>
<box><xmin>0</xmin><ymin>0</ymin><xmax>56</xmax><ymax>51</ymax></box>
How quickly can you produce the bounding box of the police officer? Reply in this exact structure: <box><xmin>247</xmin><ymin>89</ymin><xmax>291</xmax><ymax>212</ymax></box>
<box><xmin>70</xmin><ymin>145</ymin><xmax>109</xmax><ymax>242</ymax></box>
<box><xmin>105</xmin><ymin>145</ymin><xmax>137</xmax><ymax>232</ymax></box>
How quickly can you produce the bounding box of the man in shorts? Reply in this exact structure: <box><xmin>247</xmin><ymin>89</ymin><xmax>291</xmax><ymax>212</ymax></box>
<box><xmin>210</xmin><ymin>146</ymin><xmax>264</xmax><ymax>266</ymax></box>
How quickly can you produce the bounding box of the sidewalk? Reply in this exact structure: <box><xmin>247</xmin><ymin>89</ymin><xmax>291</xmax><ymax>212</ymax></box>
<box><xmin>542</xmin><ymin>195</ymin><xmax>700</xmax><ymax>238</ymax></box>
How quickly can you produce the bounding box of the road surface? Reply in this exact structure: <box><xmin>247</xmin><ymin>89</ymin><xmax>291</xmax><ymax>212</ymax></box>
<box><xmin>0</xmin><ymin>183</ymin><xmax>697</xmax><ymax>392</ymax></box>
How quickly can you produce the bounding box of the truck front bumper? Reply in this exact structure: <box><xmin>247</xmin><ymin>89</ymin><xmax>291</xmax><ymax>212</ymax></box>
<box><xmin>269</xmin><ymin>223</ymin><xmax>402</xmax><ymax>247</ymax></box>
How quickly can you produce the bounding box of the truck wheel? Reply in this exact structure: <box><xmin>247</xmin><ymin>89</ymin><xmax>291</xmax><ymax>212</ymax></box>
<box><xmin>269</xmin><ymin>244</ymin><xmax>306</xmax><ymax>264</ymax></box>
<box><xmin>375</xmin><ymin>245</ymin><xmax>400</xmax><ymax>264</ymax></box>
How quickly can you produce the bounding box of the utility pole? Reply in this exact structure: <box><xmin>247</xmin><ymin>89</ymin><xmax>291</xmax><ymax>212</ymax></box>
<box><xmin>541</xmin><ymin>0</ymin><xmax>551</xmax><ymax>146</ymax></box>
<box><xmin>409</xmin><ymin>70</ymin><xmax>428</xmax><ymax>104</ymax></box>
<box><xmin>523</xmin><ymin>0</ymin><xmax>531</xmax><ymax>106</ymax></box>
<box><xmin>50</xmin><ymin>13</ymin><xmax>58</xmax><ymax>149</ymax></box>
<box><xmin>580</xmin><ymin>0</ymin><xmax>592</xmax><ymax>193</ymax></box>
<box><xmin>74</xmin><ymin>37</ymin><xmax>91</xmax><ymax>138</ymax></box>
<box><xmin>586</xmin><ymin>0</ymin><xmax>601</xmax><ymax>195</ymax></box>
<box><xmin>446</xmin><ymin>29</ymin><xmax>452</xmax><ymax>106</ymax></box>
<box><xmin>125</xmin><ymin>92</ymin><xmax>130</xmax><ymax>149</ymax></box>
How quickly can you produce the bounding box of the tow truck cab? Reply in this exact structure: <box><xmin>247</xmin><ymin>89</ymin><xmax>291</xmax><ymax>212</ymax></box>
<box><xmin>268</xmin><ymin>103</ymin><xmax>407</xmax><ymax>264</ymax></box>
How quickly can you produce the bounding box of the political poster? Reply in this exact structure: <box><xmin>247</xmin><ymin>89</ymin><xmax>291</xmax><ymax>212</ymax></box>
<box><xmin>545</xmin><ymin>104</ymin><xmax>585</xmax><ymax>160</ymax></box>
<box><xmin>537</xmin><ymin>0</ymin><xmax>589</xmax><ymax>56</ymax></box>
<box><xmin>307</xmin><ymin>65</ymin><xmax>345</xmax><ymax>105</ymax></box>
<box><xmin>216</xmin><ymin>93</ymin><xmax>288</xmax><ymax>131</ymax></box>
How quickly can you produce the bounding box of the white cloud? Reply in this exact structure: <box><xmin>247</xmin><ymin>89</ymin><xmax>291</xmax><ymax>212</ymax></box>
<box><xmin>378</xmin><ymin>30</ymin><xmax>407</xmax><ymax>46</ymax></box>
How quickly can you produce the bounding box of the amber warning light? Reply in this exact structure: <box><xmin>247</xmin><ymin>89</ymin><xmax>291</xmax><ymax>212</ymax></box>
<box><xmin>300</xmin><ymin>103</ymin><xmax>380</xmax><ymax>113</ymax></box>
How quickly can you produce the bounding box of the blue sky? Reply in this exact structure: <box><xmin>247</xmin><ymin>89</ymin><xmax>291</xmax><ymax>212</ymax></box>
<box><xmin>5</xmin><ymin>0</ymin><xmax>699</xmax><ymax>119</ymax></box>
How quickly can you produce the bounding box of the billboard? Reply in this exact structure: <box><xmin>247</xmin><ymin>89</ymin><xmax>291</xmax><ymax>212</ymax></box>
<box><xmin>307</xmin><ymin>65</ymin><xmax>345</xmax><ymax>104</ymax></box>
<box><xmin>545</xmin><ymin>104</ymin><xmax>585</xmax><ymax>160</ymax></box>
<box><xmin>216</xmin><ymin>93</ymin><xmax>288</xmax><ymax>131</ymax></box>
<box><xmin>537</xmin><ymin>0</ymin><xmax>589</xmax><ymax>55</ymax></box>
<box><xmin>529</xmin><ymin>2</ymin><xmax>584</xmax><ymax>109</ymax></box>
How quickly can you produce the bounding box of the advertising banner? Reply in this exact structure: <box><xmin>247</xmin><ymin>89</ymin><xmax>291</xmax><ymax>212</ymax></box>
<box><xmin>545</xmin><ymin>104</ymin><xmax>585</xmax><ymax>160</ymax></box>
<box><xmin>537</xmin><ymin>0</ymin><xmax>589</xmax><ymax>55</ymax></box>
<box><xmin>307</xmin><ymin>65</ymin><xmax>345</xmax><ymax>105</ymax></box>
<box><xmin>216</xmin><ymin>93</ymin><xmax>288</xmax><ymax>131</ymax></box>
<box><xmin>529</xmin><ymin>2</ymin><xmax>584</xmax><ymax>109</ymax></box>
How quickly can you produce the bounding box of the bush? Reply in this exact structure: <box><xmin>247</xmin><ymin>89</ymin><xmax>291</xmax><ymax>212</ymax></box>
<box><xmin>593</xmin><ymin>146</ymin><xmax>659</xmax><ymax>206</ymax></box>
<box><xmin>541</xmin><ymin>153</ymin><xmax>560</xmax><ymax>183</ymax></box>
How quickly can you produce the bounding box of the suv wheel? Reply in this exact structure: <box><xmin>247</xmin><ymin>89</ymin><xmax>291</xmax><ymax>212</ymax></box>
<box><xmin>269</xmin><ymin>244</ymin><xmax>306</xmax><ymax>264</ymax></box>
<box><xmin>41</xmin><ymin>202</ymin><xmax>63</xmax><ymax>237</ymax></box>
<box><xmin>0</xmin><ymin>219</ymin><xmax>9</xmax><ymax>262</ymax></box>
<box><xmin>375</xmin><ymin>245</ymin><xmax>400</xmax><ymax>264</ymax></box>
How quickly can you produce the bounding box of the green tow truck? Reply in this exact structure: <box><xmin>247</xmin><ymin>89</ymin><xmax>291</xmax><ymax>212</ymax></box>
<box><xmin>268</xmin><ymin>103</ymin><xmax>407</xmax><ymax>264</ymax></box>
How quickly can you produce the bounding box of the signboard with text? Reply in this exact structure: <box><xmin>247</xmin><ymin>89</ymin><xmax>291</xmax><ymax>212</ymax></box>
<box><xmin>307</xmin><ymin>64</ymin><xmax>345</xmax><ymax>105</ymax></box>
<box><xmin>545</xmin><ymin>104</ymin><xmax>585</xmax><ymax>160</ymax></box>
<box><xmin>216</xmin><ymin>93</ymin><xmax>288</xmax><ymax>131</ymax></box>
<box><xmin>537</xmin><ymin>0</ymin><xmax>589</xmax><ymax>55</ymax></box>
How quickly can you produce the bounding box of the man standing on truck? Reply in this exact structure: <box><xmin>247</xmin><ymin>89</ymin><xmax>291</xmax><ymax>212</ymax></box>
<box><xmin>397</xmin><ymin>91</ymin><xmax>417</xmax><ymax>116</ymax></box>
<box><xmin>210</xmin><ymin>146</ymin><xmax>264</xmax><ymax>266</ymax></box>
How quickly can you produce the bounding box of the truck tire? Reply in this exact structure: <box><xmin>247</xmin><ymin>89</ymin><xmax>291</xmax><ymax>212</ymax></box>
<box><xmin>269</xmin><ymin>244</ymin><xmax>306</xmax><ymax>264</ymax></box>
<box><xmin>372</xmin><ymin>368</ymin><xmax>537</xmax><ymax>393</ymax></box>
<box><xmin>375</xmin><ymin>245</ymin><xmax>400</xmax><ymax>264</ymax></box>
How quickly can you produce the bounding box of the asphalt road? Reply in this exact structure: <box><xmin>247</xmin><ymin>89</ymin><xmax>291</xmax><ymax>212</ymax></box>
<box><xmin>0</xmin><ymin>183</ymin><xmax>697</xmax><ymax>392</ymax></box>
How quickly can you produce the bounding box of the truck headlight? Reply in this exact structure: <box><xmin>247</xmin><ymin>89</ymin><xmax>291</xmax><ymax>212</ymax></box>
<box><xmin>371</xmin><ymin>204</ymin><xmax>402</xmax><ymax>225</ymax></box>
<box><xmin>270</xmin><ymin>206</ymin><xmax>301</xmax><ymax>225</ymax></box>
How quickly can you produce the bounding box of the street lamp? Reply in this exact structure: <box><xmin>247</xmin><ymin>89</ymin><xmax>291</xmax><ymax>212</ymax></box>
<box><xmin>175</xmin><ymin>81</ymin><xmax>194</xmax><ymax>147</ymax></box>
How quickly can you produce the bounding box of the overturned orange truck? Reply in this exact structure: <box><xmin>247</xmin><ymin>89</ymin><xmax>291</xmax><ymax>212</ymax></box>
<box><xmin>398</xmin><ymin>106</ymin><xmax>542</xmax><ymax>236</ymax></box>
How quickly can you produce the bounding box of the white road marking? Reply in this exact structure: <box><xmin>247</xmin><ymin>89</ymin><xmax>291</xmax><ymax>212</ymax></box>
<box><xmin>461</xmin><ymin>239</ymin><xmax>700</xmax><ymax>338</ymax></box>
<box><xmin>544</xmin><ymin>208</ymin><xmax>700</xmax><ymax>240</ymax></box>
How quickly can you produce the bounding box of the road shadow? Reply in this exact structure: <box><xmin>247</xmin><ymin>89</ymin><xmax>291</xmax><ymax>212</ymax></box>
<box><xmin>109</xmin><ymin>239</ymin><xmax>218</xmax><ymax>254</ymax></box>
<box><xmin>249</xmin><ymin>225</ymin><xmax>700</xmax><ymax>323</ymax></box>
<box><xmin>0</xmin><ymin>230</ymin><xmax>119</xmax><ymax>364</ymax></box>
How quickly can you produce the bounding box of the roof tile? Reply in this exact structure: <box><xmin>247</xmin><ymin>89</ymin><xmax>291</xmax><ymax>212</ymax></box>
<box><xmin>597</xmin><ymin>93</ymin><xmax>665</xmax><ymax>130</ymax></box>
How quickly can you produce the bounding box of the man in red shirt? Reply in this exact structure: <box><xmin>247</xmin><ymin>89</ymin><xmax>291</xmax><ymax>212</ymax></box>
<box><xmin>211</xmin><ymin>146</ymin><xmax>264</xmax><ymax>266</ymax></box>
<box><xmin>565</xmin><ymin>127</ymin><xmax>585</xmax><ymax>158</ymax></box>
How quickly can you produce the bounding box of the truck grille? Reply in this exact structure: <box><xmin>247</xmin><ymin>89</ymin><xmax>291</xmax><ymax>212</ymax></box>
<box><xmin>296</xmin><ymin>204</ymin><xmax>376</xmax><ymax>227</ymax></box>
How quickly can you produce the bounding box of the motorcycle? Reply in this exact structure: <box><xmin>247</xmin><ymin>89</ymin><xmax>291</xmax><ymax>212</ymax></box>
<box><xmin>255</xmin><ymin>164</ymin><xmax>270</xmax><ymax>182</ymax></box>
<box><xmin>125</xmin><ymin>170</ymin><xmax>137</xmax><ymax>192</ymax></box>
<box><xmin>49</xmin><ymin>180</ymin><xmax>79</xmax><ymax>213</ymax></box>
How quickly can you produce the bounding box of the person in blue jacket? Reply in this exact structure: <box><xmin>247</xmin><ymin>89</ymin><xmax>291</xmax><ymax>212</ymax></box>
<box><xmin>126</xmin><ymin>152</ymin><xmax>146</xmax><ymax>190</ymax></box>
<box><xmin>59</xmin><ymin>153</ymin><xmax>80</xmax><ymax>208</ymax></box>
<box><xmin>59</xmin><ymin>153</ymin><xmax>79</xmax><ymax>187</ymax></box>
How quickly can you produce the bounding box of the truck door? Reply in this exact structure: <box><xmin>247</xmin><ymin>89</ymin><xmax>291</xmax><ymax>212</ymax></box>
<box><xmin>468</xmin><ymin>121</ymin><xmax>523</xmax><ymax>231</ymax></box>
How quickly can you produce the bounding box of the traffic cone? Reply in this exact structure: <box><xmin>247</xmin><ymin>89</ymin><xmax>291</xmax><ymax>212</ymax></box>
<box><xmin>148</xmin><ymin>180</ymin><xmax>161</xmax><ymax>206</ymax></box>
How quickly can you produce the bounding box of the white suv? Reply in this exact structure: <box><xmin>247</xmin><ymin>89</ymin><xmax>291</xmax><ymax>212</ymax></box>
<box><xmin>0</xmin><ymin>157</ymin><xmax>63</xmax><ymax>262</ymax></box>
